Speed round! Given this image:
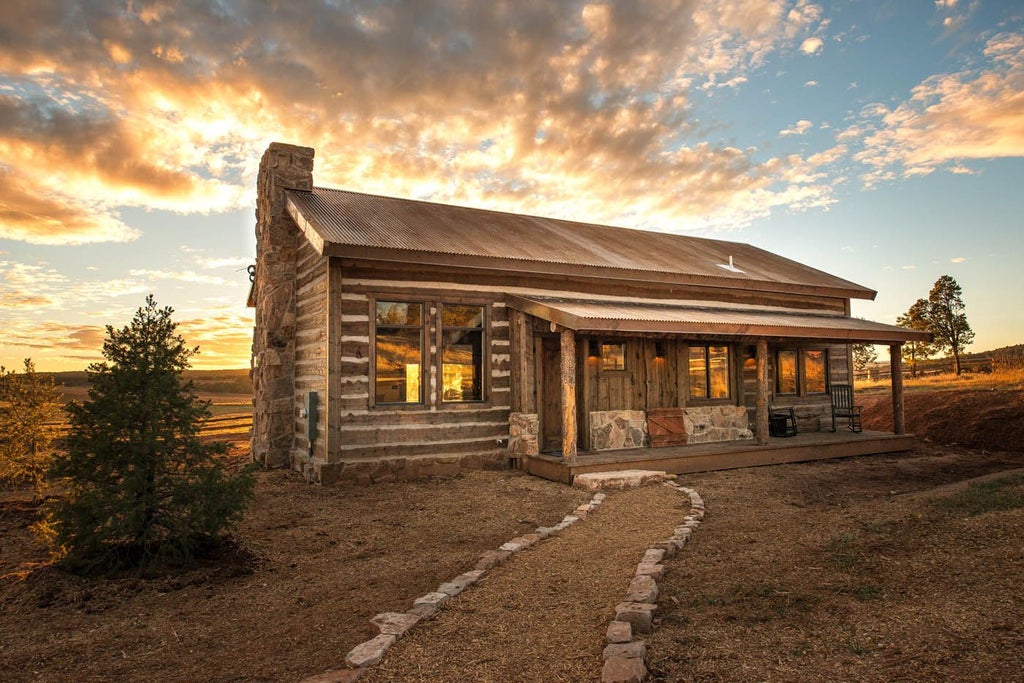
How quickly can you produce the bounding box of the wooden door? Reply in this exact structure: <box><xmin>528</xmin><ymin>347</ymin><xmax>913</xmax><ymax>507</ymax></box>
<box><xmin>539</xmin><ymin>336</ymin><xmax>562</xmax><ymax>452</ymax></box>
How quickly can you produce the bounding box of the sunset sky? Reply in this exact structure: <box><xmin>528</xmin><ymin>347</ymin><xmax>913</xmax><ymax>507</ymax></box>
<box><xmin>1</xmin><ymin>1</ymin><xmax>1022</xmax><ymax>371</ymax></box>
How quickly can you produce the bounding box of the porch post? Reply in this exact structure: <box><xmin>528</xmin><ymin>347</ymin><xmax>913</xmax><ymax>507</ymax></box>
<box><xmin>755</xmin><ymin>338</ymin><xmax>769</xmax><ymax>445</ymax></box>
<box><xmin>560</xmin><ymin>328</ymin><xmax>578</xmax><ymax>462</ymax></box>
<box><xmin>890</xmin><ymin>343</ymin><xmax>905</xmax><ymax>435</ymax></box>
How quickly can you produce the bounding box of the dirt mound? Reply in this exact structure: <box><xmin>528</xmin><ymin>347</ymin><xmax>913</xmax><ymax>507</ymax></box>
<box><xmin>861</xmin><ymin>389</ymin><xmax>1024</xmax><ymax>452</ymax></box>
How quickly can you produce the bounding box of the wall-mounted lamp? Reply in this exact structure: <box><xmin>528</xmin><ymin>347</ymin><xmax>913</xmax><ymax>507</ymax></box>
<box><xmin>654</xmin><ymin>341</ymin><xmax>666</xmax><ymax>359</ymax></box>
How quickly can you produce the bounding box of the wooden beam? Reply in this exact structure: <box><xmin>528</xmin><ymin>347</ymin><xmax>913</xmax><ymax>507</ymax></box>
<box><xmin>560</xmin><ymin>328</ymin><xmax>578</xmax><ymax>462</ymax></box>
<box><xmin>756</xmin><ymin>339</ymin><xmax>769</xmax><ymax>445</ymax></box>
<box><xmin>890</xmin><ymin>343</ymin><xmax>905</xmax><ymax>435</ymax></box>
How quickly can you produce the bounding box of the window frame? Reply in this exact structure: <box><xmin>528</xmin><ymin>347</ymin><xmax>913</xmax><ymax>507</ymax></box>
<box><xmin>774</xmin><ymin>346</ymin><xmax>830</xmax><ymax>397</ymax></box>
<box><xmin>371</xmin><ymin>298</ymin><xmax>427</xmax><ymax>408</ymax></box>
<box><xmin>775</xmin><ymin>348</ymin><xmax>799</xmax><ymax>396</ymax></box>
<box><xmin>438</xmin><ymin>302</ymin><xmax>488</xmax><ymax>405</ymax></box>
<box><xmin>803</xmin><ymin>348</ymin><xmax>829</xmax><ymax>395</ymax></box>
<box><xmin>687</xmin><ymin>343</ymin><xmax>732</xmax><ymax>403</ymax></box>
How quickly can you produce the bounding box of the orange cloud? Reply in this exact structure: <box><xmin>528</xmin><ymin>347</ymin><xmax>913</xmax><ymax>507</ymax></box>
<box><xmin>852</xmin><ymin>32</ymin><xmax>1024</xmax><ymax>184</ymax></box>
<box><xmin>0</xmin><ymin>0</ymin><xmax>835</xmax><ymax>245</ymax></box>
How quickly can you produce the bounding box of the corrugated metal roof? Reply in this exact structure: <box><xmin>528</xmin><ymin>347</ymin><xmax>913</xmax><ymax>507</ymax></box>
<box><xmin>287</xmin><ymin>187</ymin><xmax>877</xmax><ymax>300</ymax></box>
<box><xmin>508</xmin><ymin>296</ymin><xmax>932</xmax><ymax>344</ymax></box>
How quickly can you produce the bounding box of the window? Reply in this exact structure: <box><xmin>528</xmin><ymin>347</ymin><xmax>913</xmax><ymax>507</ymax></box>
<box><xmin>375</xmin><ymin>301</ymin><xmax>423</xmax><ymax>404</ymax></box>
<box><xmin>775</xmin><ymin>347</ymin><xmax>828</xmax><ymax>395</ymax></box>
<box><xmin>689</xmin><ymin>344</ymin><xmax>730</xmax><ymax>399</ymax></box>
<box><xmin>776</xmin><ymin>349</ymin><xmax>798</xmax><ymax>395</ymax></box>
<box><xmin>441</xmin><ymin>304</ymin><xmax>484</xmax><ymax>402</ymax></box>
<box><xmin>601</xmin><ymin>343</ymin><xmax>625</xmax><ymax>370</ymax></box>
<box><xmin>804</xmin><ymin>349</ymin><xmax>827</xmax><ymax>394</ymax></box>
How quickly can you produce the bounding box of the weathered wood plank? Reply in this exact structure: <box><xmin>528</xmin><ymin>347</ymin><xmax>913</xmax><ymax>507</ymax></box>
<box><xmin>339</xmin><ymin>421</ymin><xmax>508</xmax><ymax>446</ymax></box>
<box><xmin>890</xmin><ymin>343</ymin><xmax>905</xmax><ymax>435</ymax></box>
<box><xmin>560</xmin><ymin>328</ymin><xmax>577</xmax><ymax>462</ymax></box>
<box><xmin>337</xmin><ymin>437</ymin><xmax>507</xmax><ymax>460</ymax></box>
<box><xmin>756</xmin><ymin>338</ymin><xmax>769</xmax><ymax>445</ymax></box>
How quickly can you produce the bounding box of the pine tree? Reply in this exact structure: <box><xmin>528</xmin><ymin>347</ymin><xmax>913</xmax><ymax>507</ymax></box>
<box><xmin>926</xmin><ymin>275</ymin><xmax>974</xmax><ymax>376</ymax></box>
<box><xmin>851</xmin><ymin>343</ymin><xmax>878</xmax><ymax>375</ymax></box>
<box><xmin>0</xmin><ymin>359</ymin><xmax>63</xmax><ymax>492</ymax></box>
<box><xmin>897</xmin><ymin>298</ymin><xmax>935</xmax><ymax>378</ymax></box>
<box><xmin>42</xmin><ymin>296</ymin><xmax>254</xmax><ymax>573</ymax></box>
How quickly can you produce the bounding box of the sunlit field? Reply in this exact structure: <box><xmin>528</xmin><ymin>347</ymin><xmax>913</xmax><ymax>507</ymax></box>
<box><xmin>857</xmin><ymin>366</ymin><xmax>1024</xmax><ymax>394</ymax></box>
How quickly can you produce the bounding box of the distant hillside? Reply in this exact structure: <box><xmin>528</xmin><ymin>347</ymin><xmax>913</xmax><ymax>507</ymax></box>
<box><xmin>47</xmin><ymin>368</ymin><xmax>252</xmax><ymax>395</ymax></box>
<box><xmin>984</xmin><ymin>344</ymin><xmax>1024</xmax><ymax>368</ymax></box>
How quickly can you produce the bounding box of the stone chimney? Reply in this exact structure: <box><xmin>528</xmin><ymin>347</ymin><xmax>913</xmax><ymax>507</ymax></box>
<box><xmin>251</xmin><ymin>143</ymin><xmax>314</xmax><ymax>468</ymax></box>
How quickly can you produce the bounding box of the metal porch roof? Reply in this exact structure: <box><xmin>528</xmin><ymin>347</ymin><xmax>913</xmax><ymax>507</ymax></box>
<box><xmin>507</xmin><ymin>296</ymin><xmax>932</xmax><ymax>344</ymax></box>
<box><xmin>286</xmin><ymin>187</ymin><xmax>878</xmax><ymax>300</ymax></box>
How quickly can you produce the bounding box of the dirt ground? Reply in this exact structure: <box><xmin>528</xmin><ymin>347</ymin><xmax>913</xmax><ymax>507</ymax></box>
<box><xmin>1</xmin><ymin>388</ymin><xmax>1022</xmax><ymax>682</ymax></box>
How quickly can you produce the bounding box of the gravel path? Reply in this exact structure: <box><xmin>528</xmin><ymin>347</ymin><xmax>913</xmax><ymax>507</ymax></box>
<box><xmin>362</xmin><ymin>484</ymin><xmax>687</xmax><ymax>683</ymax></box>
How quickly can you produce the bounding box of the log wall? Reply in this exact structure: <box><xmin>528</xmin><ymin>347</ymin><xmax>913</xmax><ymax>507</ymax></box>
<box><xmin>314</xmin><ymin>272</ymin><xmax>514</xmax><ymax>484</ymax></box>
<box><xmin>289</xmin><ymin>239</ymin><xmax>329</xmax><ymax>480</ymax></box>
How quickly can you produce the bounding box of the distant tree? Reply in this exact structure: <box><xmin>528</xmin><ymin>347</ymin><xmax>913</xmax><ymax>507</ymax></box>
<box><xmin>851</xmin><ymin>343</ymin><xmax>878</xmax><ymax>374</ymax></box>
<box><xmin>41</xmin><ymin>296</ymin><xmax>255</xmax><ymax>574</ymax></box>
<box><xmin>0</xmin><ymin>359</ymin><xmax>63</xmax><ymax>492</ymax></box>
<box><xmin>926</xmin><ymin>275</ymin><xmax>974</xmax><ymax>376</ymax></box>
<box><xmin>897</xmin><ymin>298</ymin><xmax>935</xmax><ymax>378</ymax></box>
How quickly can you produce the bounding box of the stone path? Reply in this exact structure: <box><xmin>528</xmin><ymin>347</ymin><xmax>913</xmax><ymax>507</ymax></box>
<box><xmin>303</xmin><ymin>472</ymin><xmax>703</xmax><ymax>683</ymax></box>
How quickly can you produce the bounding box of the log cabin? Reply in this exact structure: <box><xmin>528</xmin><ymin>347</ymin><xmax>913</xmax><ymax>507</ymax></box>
<box><xmin>249</xmin><ymin>142</ymin><xmax>930</xmax><ymax>484</ymax></box>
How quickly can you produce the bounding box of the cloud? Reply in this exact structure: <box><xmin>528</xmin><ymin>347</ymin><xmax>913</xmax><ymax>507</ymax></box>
<box><xmin>1</xmin><ymin>319</ymin><xmax>107</xmax><ymax>359</ymax></box>
<box><xmin>800</xmin><ymin>36</ymin><xmax>824</xmax><ymax>54</ymax></box>
<box><xmin>851</xmin><ymin>32</ymin><xmax>1024</xmax><ymax>186</ymax></box>
<box><xmin>177</xmin><ymin>310</ymin><xmax>255</xmax><ymax>369</ymax></box>
<box><xmin>0</xmin><ymin>168</ymin><xmax>140</xmax><ymax>244</ymax></box>
<box><xmin>780</xmin><ymin>119</ymin><xmax>813</xmax><ymax>136</ymax></box>
<box><xmin>950</xmin><ymin>256</ymin><xmax>966</xmax><ymax>263</ymax></box>
<box><xmin>0</xmin><ymin>0</ymin><xmax>836</xmax><ymax>243</ymax></box>
<box><xmin>128</xmin><ymin>269</ymin><xmax>229</xmax><ymax>286</ymax></box>
<box><xmin>0</xmin><ymin>259</ymin><xmax>150</xmax><ymax>316</ymax></box>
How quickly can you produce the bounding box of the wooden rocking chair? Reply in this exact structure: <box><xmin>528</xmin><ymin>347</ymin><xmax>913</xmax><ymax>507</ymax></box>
<box><xmin>830</xmin><ymin>383</ymin><xmax>863</xmax><ymax>433</ymax></box>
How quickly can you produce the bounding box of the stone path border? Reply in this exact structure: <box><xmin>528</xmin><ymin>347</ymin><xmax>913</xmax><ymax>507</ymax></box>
<box><xmin>600</xmin><ymin>480</ymin><xmax>705</xmax><ymax>683</ymax></box>
<box><xmin>300</xmin><ymin>473</ymin><xmax>704</xmax><ymax>683</ymax></box>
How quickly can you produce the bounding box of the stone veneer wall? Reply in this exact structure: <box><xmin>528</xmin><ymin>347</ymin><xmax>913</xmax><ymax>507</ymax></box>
<box><xmin>251</xmin><ymin>143</ymin><xmax>314</xmax><ymax>468</ymax></box>
<box><xmin>508</xmin><ymin>413</ymin><xmax>540</xmax><ymax>458</ymax></box>
<box><xmin>683</xmin><ymin>405</ymin><xmax>753</xmax><ymax>443</ymax></box>
<box><xmin>591</xmin><ymin>410</ymin><xmax>649</xmax><ymax>451</ymax></box>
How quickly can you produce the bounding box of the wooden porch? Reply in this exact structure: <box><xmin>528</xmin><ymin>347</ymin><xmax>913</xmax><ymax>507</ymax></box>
<box><xmin>525</xmin><ymin>429</ymin><xmax>917</xmax><ymax>484</ymax></box>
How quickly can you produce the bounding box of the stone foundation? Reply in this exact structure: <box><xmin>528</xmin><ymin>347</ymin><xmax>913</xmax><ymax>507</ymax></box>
<box><xmin>508</xmin><ymin>412</ymin><xmax>540</xmax><ymax>458</ymax></box>
<box><xmin>591</xmin><ymin>410</ymin><xmax>648</xmax><ymax>450</ymax></box>
<box><xmin>683</xmin><ymin>406</ymin><xmax>753</xmax><ymax>444</ymax></box>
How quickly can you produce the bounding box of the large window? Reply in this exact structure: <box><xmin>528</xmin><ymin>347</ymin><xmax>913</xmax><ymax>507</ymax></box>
<box><xmin>375</xmin><ymin>301</ymin><xmax>423</xmax><ymax>404</ymax></box>
<box><xmin>776</xmin><ymin>348</ymin><xmax>828</xmax><ymax>395</ymax></box>
<box><xmin>441</xmin><ymin>304</ymin><xmax>484</xmax><ymax>402</ymax></box>
<box><xmin>689</xmin><ymin>344</ymin><xmax>730</xmax><ymax>400</ymax></box>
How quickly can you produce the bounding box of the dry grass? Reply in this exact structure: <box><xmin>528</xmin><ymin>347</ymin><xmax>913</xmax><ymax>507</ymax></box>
<box><xmin>857</xmin><ymin>366</ymin><xmax>1024</xmax><ymax>393</ymax></box>
<box><xmin>647</xmin><ymin>449</ymin><xmax>1024</xmax><ymax>683</ymax></box>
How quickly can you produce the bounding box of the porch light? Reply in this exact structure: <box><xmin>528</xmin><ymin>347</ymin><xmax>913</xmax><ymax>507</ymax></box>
<box><xmin>655</xmin><ymin>341</ymin><xmax>666</xmax><ymax>359</ymax></box>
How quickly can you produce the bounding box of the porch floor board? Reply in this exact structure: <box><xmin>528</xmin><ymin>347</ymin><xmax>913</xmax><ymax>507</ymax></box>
<box><xmin>525</xmin><ymin>430</ymin><xmax>917</xmax><ymax>484</ymax></box>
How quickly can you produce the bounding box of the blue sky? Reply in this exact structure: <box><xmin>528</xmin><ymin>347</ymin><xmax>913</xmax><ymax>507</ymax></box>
<box><xmin>1</xmin><ymin>0</ymin><xmax>1022</xmax><ymax>370</ymax></box>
